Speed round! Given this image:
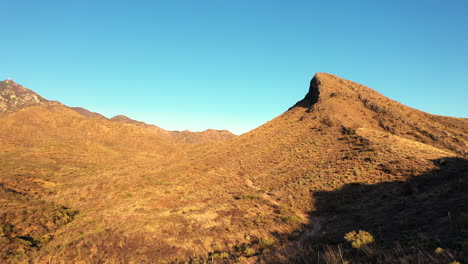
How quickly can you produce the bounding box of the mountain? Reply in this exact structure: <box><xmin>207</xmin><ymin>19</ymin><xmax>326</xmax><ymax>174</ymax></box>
<box><xmin>170</xmin><ymin>129</ymin><xmax>236</xmax><ymax>144</ymax></box>
<box><xmin>0</xmin><ymin>74</ymin><xmax>466</xmax><ymax>263</ymax></box>
<box><xmin>0</xmin><ymin>79</ymin><xmax>235</xmax><ymax>144</ymax></box>
<box><xmin>0</xmin><ymin>79</ymin><xmax>48</xmax><ymax>114</ymax></box>
<box><xmin>110</xmin><ymin>114</ymin><xmax>236</xmax><ymax>143</ymax></box>
<box><xmin>70</xmin><ymin>106</ymin><xmax>108</xmax><ymax>119</ymax></box>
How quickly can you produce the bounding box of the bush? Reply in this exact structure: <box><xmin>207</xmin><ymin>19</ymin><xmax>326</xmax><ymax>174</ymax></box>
<box><xmin>434</xmin><ymin>247</ymin><xmax>444</xmax><ymax>254</ymax></box>
<box><xmin>244</xmin><ymin>246</ymin><xmax>255</xmax><ymax>256</ymax></box>
<box><xmin>344</xmin><ymin>230</ymin><xmax>374</xmax><ymax>249</ymax></box>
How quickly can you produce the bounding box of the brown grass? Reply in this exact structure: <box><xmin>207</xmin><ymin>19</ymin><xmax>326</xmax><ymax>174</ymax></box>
<box><xmin>0</xmin><ymin>74</ymin><xmax>467</xmax><ymax>263</ymax></box>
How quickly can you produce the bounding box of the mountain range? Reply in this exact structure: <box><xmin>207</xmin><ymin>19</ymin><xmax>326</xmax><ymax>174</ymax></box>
<box><xmin>0</xmin><ymin>73</ymin><xmax>466</xmax><ymax>263</ymax></box>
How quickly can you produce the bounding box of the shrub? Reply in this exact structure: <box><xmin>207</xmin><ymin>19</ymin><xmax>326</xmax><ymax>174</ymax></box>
<box><xmin>259</xmin><ymin>237</ymin><xmax>275</xmax><ymax>247</ymax></box>
<box><xmin>344</xmin><ymin>230</ymin><xmax>374</xmax><ymax>249</ymax></box>
<box><xmin>341</xmin><ymin>126</ymin><xmax>356</xmax><ymax>135</ymax></box>
<box><xmin>321</xmin><ymin>117</ymin><xmax>334</xmax><ymax>127</ymax></box>
<box><xmin>434</xmin><ymin>247</ymin><xmax>444</xmax><ymax>254</ymax></box>
<box><xmin>244</xmin><ymin>247</ymin><xmax>255</xmax><ymax>256</ymax></box>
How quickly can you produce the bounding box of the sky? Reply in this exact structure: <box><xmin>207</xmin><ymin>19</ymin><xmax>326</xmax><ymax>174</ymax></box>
<box><xmin>1</xmin><ymin>0</ymin><xmax>467</xmax><ymax>134</ymax></box>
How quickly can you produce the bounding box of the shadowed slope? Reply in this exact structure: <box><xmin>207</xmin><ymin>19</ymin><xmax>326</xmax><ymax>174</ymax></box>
<box><xmin>261</xmin><ymin>157</ymin><xmax>468</xmax><ymax>263</ymax></box>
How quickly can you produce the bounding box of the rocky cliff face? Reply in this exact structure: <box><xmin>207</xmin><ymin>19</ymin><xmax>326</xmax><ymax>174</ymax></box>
<box><xmin>0</xmin><ymin>79</ymin><xmax>48</xmax><ymax>113</ymax></box>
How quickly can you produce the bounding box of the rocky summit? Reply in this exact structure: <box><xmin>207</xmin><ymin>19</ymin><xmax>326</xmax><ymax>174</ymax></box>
<box><xmin>0</xmin><ymin>79</ymin><xmax>48</xmax><ymax>113</ymax></box>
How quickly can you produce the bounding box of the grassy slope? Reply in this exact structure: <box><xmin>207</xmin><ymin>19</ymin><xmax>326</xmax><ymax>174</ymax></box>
<box><xmin>0</xmin><ymin>74</ymin><xmax>466</xmax><ymax>263</ymax></box>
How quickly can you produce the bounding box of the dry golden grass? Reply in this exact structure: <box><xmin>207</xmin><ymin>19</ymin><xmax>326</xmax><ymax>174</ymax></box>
<box><xmin>0</xmin><ymin>74</ymin><xmax>467</xmax><ymax>263</ymax></box>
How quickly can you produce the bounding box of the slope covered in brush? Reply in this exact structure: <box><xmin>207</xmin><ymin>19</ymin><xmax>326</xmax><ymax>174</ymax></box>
<box><xmin>111</xmin><ymin>114</ymin><xmax>236</xmax><ymax>143</ymax></box>
<box><xmin>0</xmin><ymin>74</ymin><xmax>466</xmax><ymax>263</ymax></box>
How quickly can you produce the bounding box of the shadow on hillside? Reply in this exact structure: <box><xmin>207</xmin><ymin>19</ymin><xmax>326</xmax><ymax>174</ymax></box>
<box><xmin>263</xmin><ymin>157</ymin><xmax>468</xmax><ymax>263</ymax></box>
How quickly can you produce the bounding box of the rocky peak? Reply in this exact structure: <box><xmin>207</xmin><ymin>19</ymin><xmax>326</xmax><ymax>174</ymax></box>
<box><xmin>292</xmin><ymin>72</ymin><xmax>391</xmax><ymax>110</ymax></box>
<box><xmin>0</xmin><ymin>79</ymin><xmax>48</xmax><ymax>112</ymax></box>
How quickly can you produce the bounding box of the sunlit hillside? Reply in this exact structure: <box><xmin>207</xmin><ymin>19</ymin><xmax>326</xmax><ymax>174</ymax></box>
<box><xmin>0</xmin><ymin>74</ymin><xmax>467</xmax><ymax>263</ymax></box>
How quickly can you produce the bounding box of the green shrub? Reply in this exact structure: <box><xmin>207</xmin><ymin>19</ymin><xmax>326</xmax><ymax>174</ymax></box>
<box><xmin>212</xmin><ymin>252</ymin><xmax>229</xmax><ymax>259</ymax></box>
<box><xmin>243</xmin><ymin>246</ymin><xmax>255</xmax><ymax>256</ymax></box>
<box><xmin>434</xmin><ymin>247</ymin><xmax>444</xmax><ymax>254</ymax></box>
<box><xmin>38</xmin><ymin>234</ymin><xmax>52</xmax><ymax>244</ymax></box>
<box><xmin>259</xmin><ymin>237</ymin><xmax>275</xmax><ymax>247</ymax></box>
<box><xmin>344</xmin><ymin>230</ymin><xmax>374</xmax><ymax>249</ymax></box>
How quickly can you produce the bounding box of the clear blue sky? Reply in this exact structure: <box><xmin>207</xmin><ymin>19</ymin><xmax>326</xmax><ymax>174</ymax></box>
<box><xmin>1</xmin><ymin>0</ymin><xmax>467</xmax><ymax>134</ymax></box>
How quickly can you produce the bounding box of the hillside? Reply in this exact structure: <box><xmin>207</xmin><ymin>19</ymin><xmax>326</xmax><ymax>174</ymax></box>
<box><xmin>0</xmin><ymin>74</ymin><xmax>467</xmax><ymax>263</ymax></box>
<box><xmin>0</xmin><ymin>79</ymin><xmax>48</xmax><ymax>114</ymax></box>
<box><xmin>110</xmin><ymin>114</ymin><xmax>236</xmax><ymax>143</ymax></box>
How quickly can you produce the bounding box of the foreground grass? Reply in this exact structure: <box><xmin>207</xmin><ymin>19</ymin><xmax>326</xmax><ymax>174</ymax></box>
<box><xmin>0</xmin><ymin>74</ymin><xmax>467</xmax><ymax>263</ymax></box>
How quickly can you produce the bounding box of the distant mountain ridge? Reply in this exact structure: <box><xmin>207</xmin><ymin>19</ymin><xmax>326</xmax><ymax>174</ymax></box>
<box><xmin>70</xmin><ymin>107</ymin><xmax>108</xmax><ymax>119</ymax></box>
<box><xmin>110</xmin><ymin>114</ymin><xmax>235</xmax><ymax>143</ymax></box>
<box><xmin>0</xmin><ymin>79</ymin><xmax>235</xmax><ymax>144</ymax></box>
